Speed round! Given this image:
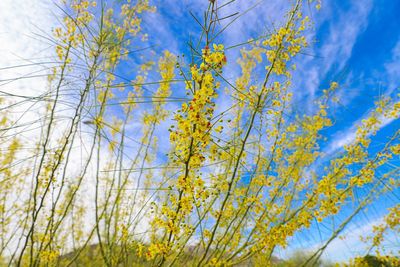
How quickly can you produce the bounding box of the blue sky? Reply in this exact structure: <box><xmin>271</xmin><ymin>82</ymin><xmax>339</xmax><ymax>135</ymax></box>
<box><xmin>0</xmin><ymin>0</ymin><xmax>399</xmax><ymax>263</ymax></box>
<box><xmin>134</xmin><ymin>0</ymin><xmax>400</xmax><ymax>153</ymax></box>
<box><xmin>136</xmin><ymin>0</ymin><xmax>400</xmax><ymax>261</ymax></box>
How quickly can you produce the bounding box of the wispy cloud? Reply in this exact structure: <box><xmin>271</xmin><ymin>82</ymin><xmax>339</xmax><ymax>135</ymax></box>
<box><xmin>293</xmin><ymin>0</ymin><xmax>373</xmax><ymax>108</ymax></box>
<box><xmin>319</xmin><ymin>0</ymin><xmax>373</xmax><ymax>76</ymax></box>
<box><xmin>384</xmin><ymin>39</ymin><xmax>400</xmax><ymax>94</ymax></box>
<box><xmin>325</xmin><ymin>111</ymin><xmax>397</xmax><ymax>156</ymax></box>
<box><xmin>318</xmin><ymin>217</ymin><xmax>383</xmax><ymax>262</ymax></box>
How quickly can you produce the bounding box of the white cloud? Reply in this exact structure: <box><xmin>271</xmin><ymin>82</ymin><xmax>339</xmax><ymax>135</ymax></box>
<box><xmin>293</xmin><ymin>0</ymin><xmax>372</xmax><ymax>109</ymax></box>
<box><xmin>325</xmin><ymin>110</ymin><xmax>396</xmax><ymax>156</ymax></box>
<box><xmin>318</xmin><ymin>217</ymin><xmax>383</xmax><ymax>262</ymax></box>
<box><xmin>0</xmin><ymin>0</ymin><xmax>56</xmax><ymax>95</ymax></box>
<box><xmin>319</xmin><ymin>0</ymin><xmax>372</xmax><ymax>76</ymax></box>
<box><xmin>384</xmin><ymin>39</ymin><xmax>400</xmax><ymax>94</ymax></box>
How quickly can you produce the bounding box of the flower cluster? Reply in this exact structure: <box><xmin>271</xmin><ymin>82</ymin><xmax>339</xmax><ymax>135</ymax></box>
<box><xmin>263</xmin><ymin>14</ymin><xmax>309</xmax><ymax>76</ymax></box>
<box><xmin>148</xmin><ymin>45</ymin><xmax>227</xmax><ymax>260</ymax></box>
